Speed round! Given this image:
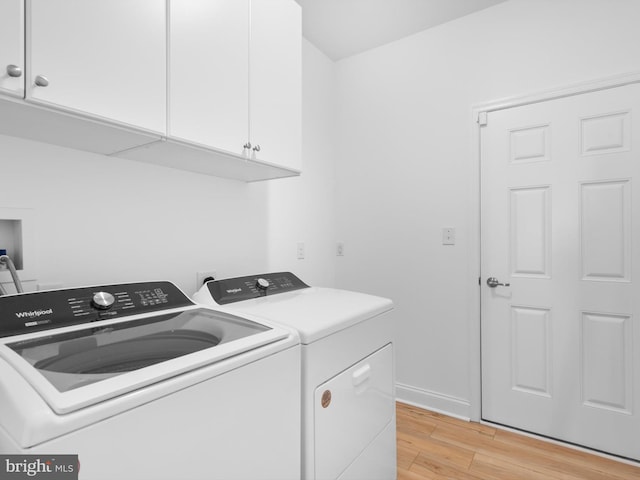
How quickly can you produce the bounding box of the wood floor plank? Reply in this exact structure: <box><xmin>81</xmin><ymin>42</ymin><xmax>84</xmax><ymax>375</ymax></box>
<box><xmin>429</xmin><ymin>421</ymin><xmax>496</xmax><ymax>451</ymax></box>
<box><xmin>410</xmin><ymin>452</ymin><xmax>484</xmax><ymax>480</ymax></box>
<box><xmin>400</xmin><ymin>439</ymin><xmax>474</xmax><ymax>471</ymax></box>
<box><xmin>492</xmin><ymin>428</ymin><xmax>640</xmax><ymax>480</ymax></box>
<box><xmin>469</xmin><ymin>452</ymin><xmax>561</xmax><ymax>480</ymax></box>
<box><xmin>398</xmin><ymin>467</ymin><xmax>433</xmax><ymax>480</ymax></box>
<box><xmin>395</xmin><ymin>402</ymin><xmax>640</xmax><ymax>480</ymax></box>
<box><xmin>431</xmin><ymin>422</ymin><xmax>616</xmax><ymax>480</ymax></box>
<box><xmin>397</xmin><ymin>441</ymin><xmax>421</xmax><ymax>470</ymax></box>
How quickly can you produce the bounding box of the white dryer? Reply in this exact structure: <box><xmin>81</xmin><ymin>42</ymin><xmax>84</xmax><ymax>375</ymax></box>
<box><xmin>193</xmin><ymin>272</ymin><xmax>396</xmax><ymax>480</ymax></box>
<box><xmin>0</xmin><ymin>281</ymin><xmax>301</xmax><ymax>480</ymax></box>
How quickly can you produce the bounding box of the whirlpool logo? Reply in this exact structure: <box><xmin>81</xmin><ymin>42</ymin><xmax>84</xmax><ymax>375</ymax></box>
<box><xmin>14</xmin><ymin>309</ymin><xmax>53</xmax><ymax>319</ymax></box>
<box><xmin>0</xmin><ymin>455</ymin><xmax>78</xmax><ymax>479</ymax></box>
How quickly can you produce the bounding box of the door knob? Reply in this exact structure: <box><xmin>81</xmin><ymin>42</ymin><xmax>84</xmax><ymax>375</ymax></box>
<box><xmin>6</xmin><ymin>64</ymin><xmax>22</xmax><ymax>78</ymax></box>
<box><xmin>487</xmin><ymin>277</ymin><xmax>510</xmax><ymax>288</ymax></box>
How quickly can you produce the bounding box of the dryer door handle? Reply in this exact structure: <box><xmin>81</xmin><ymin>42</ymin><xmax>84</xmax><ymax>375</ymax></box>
<box><xmin>352</xmin><ymin>364</ymin><xmax>371</xmax><ymax>386</ymax></box>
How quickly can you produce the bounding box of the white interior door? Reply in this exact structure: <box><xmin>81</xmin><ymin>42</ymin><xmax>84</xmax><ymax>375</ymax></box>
<box><xmin>481</xmin><ymin>81</ymin><xmax>640</xmax><ymax>461</ymax></box>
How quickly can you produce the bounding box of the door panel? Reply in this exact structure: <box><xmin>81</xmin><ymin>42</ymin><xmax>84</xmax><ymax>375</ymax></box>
<box><xmin>481</xmin><ymin>82</ymin><xmax>640</xmax><ymax>460</ymax></box>
<box><xmin>28</xmin><ymin>0</ymin><xmax>166</xmax><ymax>133</ymax></box>
<box><xmin>0</xmin><ymin>0</ymin><xmax>24</xmax><ymax>97</ymax></box>
<box><xmin>249</xmin><ymin>0</ymin><xmax>301</xmax><ymax>171</ymax></box>
<box><xmin>169</xmin><ymin>0</ymin><xmax>249</xmax><ymax>154</ymax></box>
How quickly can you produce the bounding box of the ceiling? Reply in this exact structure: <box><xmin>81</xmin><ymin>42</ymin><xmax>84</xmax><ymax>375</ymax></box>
<box><xmin>294</xmin><ymin>0</ymin><xmax>509</xmax><ymax>61</ymax></box>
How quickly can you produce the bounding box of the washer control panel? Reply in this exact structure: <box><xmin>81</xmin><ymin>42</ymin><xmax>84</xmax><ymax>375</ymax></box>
<box><xmin>206</xmin><ymin>272</ymin><xmax>309</xmax><ymax>305</ymax></box>
<box><xmin>0</xmin><ymin>281</ymin><xmax>193</xmax><ymax>337</ymax></box>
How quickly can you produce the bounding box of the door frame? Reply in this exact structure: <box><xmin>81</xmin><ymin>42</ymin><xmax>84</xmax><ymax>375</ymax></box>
<box><xmin>467</xmin><ymin>71</ymin><xmax>640</xmax><ymax>422</ymax></box>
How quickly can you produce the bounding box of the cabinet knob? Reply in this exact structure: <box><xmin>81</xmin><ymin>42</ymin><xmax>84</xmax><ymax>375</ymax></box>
<box><xmin>252</xmin><ymin>145</ymin><xmax>261</xmax><ymax>153</ymax></box>
<box><xmin>34</xmin><ymin>75</ymin><xmax>49</xmax><ymax>87</ymax></box>
<box><xmin>243</xmin><ymin>142</ymin><xmax>252</xmax><ymax>150</ymax></box>
<box><xmin>6</xmin><ymin>64</ymin><xmax>22</xmax><ymax>78</ymax></box>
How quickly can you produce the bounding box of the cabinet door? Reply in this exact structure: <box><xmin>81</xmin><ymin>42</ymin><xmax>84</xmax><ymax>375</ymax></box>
<box><xmin>169</xmin><ymin>0</ymin><xmax>249</xmax><ymax>155</ymax></box>
<box><xmin>0</xmin><ymin>0</ymin><xmax>24</xmax><ymax>98</ymax></box>
<box><xmin>27</xmin><ymin>0</ymin><xmax>166</xmax><ymax>133</ymax></box>
<box><xmin>250</xmin><ymin>0</ymin><xmax>301</xmax><ymax>171</ymax></box>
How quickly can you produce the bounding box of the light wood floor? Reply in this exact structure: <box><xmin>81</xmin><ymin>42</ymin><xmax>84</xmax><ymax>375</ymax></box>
<box><xmin>396</xmin><ymin>402</ymin><xmax>640</xmax><ymax>480</ymax></box>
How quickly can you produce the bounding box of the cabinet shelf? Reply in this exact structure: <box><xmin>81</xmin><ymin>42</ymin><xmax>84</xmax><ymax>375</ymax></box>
<box><xmin>0</xmin><ymin>96</ymin><xmax>161</xmax><ymax>155</ymax></box>
<box><xmin>113</xmin><ymin>136</ymin><xmax>300</xmax><ymax>182</ymax></box>
<box><xmin>0</xmin><ymin>96</ymin><xmax>299</xmax><ymax>182</ymax></box>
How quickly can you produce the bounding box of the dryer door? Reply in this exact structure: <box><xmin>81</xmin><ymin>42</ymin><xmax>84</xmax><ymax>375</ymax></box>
<box><xmin>314</xmin><ymin>343</ymin><xmax>394</xmax><ymax>479</ymax></box>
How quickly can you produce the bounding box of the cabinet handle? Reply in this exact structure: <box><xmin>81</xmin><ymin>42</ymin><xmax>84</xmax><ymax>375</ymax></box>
<box><xmin>252</xmin><ymin>145</ymin><xmax>261</xmax><ymax>153</ymax></box>
<box><xmin>243</xmin><ymin>142</ymin><xmax>252</xmax><ymax>150</ymax></box>
<box><xmin>34</xmin><ymin>75</ymin><xmax>49</xmax><ymax>87</ymax></box>
<box><xmin>6</xmin><ymin>65</ymin><xmax>22</xmax><ymax>78</ymax></box>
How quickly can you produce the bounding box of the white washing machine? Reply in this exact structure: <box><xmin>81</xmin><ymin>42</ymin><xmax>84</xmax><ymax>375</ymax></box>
<box><xmin>193</xmin><ymin>272</ymin><xmax>396</xmax><ymax>480</ymax></box>
<box><xmin>0</xmin><ymin>281</ymin><xmax>301</xmax><ymax>480</ymax></box>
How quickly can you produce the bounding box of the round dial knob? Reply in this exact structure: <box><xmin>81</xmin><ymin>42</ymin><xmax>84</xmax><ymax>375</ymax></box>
<box><xmin>256</xmin><ymin>278</ymin><xmax>270</xmax><ymax>291</ymax></box>
<box><xmin>92</xmin><ymin>291</ymin><xmax>115</xmax><ymax>310</ymax></box>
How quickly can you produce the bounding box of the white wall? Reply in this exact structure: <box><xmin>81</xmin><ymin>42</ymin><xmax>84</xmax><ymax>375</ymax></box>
<box><xmin>267</xmin><ymin>39</ymin><xmax>337</xmax><ymax>287</ymax></box>
<box><xmin>334</xmin><ymin>0</ymin><xmax>640</xmax><ymax>417</ymax></box>
<box><xmin>0</xmin><ymin>39</ymin><xmax>337</xmax><ymax>297</ymax></box>
<box><xmin>0</xmin><ymin>135</ymin><xmax>270</xmax><ymax>294</ymax></box>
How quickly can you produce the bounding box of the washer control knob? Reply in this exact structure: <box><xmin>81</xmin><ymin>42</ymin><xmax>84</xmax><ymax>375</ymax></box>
<box><xmin>256</xmin><ymin>278</ymin><xmax>270</xmax><ymax>291</ymax></box>
<box><xmin>92</xmin><ymin>291</ymin><xmax>115</xmax><ymax>310</ymax></box>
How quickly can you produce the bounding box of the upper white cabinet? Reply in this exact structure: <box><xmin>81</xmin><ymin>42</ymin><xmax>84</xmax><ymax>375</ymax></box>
<box><xmin>170</xmin><ymin>0</ymin><xmax>250</xmax><ymax>155</ymax></box>
<box><xmin>249</xmin><ymin>0</ymin><xmax>301</xmax><ymax>171</ymax></box>
<box><xmin>0</xmin><ymin>0</ymin><xmax>25</xmax><ymax>98</ymax></box>
<box><xmin>27</xmin><ymin>0</ymin><xmax>166</xmax><ymax>134</ymax></box>
<box><xmin>0</xmin><ymin>0</ymin><xmax>301</xmax><ymax>181</ymax></box>
<box><xmin>169</xmin><ymin>0</ymin><xmax>301</xmax><ymax>172</ymax></box>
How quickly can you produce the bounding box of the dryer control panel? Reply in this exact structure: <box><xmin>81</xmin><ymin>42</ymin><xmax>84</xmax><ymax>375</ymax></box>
<box><xmin>205</xmin><ymin>272</ymin><xmax>309</xmax><ymax>305</ymax></box>
<box><xmin>0</xmin><ymin>281</ymin><xmax>193</xmax><ymax>337</ymax></box>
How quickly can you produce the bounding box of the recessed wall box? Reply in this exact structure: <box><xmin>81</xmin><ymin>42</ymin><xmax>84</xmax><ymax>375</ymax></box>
<box><xmin>0</xmin><ymin>208</ymin><xmax>36</xmax><ymax>285</ymax></box>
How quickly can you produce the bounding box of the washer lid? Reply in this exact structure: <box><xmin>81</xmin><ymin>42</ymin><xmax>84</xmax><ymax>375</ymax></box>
<box><xmin>1</xmin><ymin>307</ymin><xmax>290</xmax><ymax>414</ymax></box>
<box><xmin>196</xmin><ymin>286</ymin><xmax>393</xmax><ymax>345</ymax></box>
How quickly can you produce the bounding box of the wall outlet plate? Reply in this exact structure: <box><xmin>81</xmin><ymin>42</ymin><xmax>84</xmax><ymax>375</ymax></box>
<box><xmin>442</xmin><ymin>227</ymin><xmax>456</xmax><ymax>245</ymax></box>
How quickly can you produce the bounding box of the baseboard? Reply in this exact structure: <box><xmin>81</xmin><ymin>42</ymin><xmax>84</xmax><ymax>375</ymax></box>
<box><xmin>396</xmin><ymin>382</ymin><xmax>471</xmax><ymax>421</ymax></box>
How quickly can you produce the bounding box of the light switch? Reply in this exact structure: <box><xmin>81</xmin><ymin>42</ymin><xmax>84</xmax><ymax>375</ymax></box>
<box><xmin>442</xmin><ymin>227</ymin><xmax>455</xmax><ymax>245</ymax></box>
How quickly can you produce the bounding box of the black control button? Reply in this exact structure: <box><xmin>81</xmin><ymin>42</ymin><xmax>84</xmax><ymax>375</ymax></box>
<box><xmin>256</xmin><ymin>278</ymin><xmax>270</xmax><ymax>290</ymax></box>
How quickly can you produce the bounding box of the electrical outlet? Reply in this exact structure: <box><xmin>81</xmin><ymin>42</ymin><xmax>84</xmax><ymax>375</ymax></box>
<box><xmin>196</xmin><ymin>270</ymin><xmax>217</xmax><ymax>289</ymax></box>
<box><xmin>337</xmin><ymin>242</ymin><xmax>344</xmax><ymax>256</ymax></box>
<box><xmin>297</xmin><ymin>242</ymin><xmax>305</xmax><ymax>260</ymax></box>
